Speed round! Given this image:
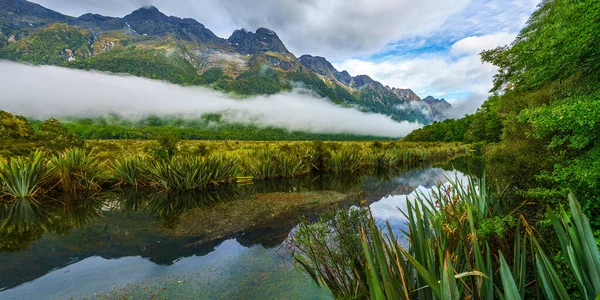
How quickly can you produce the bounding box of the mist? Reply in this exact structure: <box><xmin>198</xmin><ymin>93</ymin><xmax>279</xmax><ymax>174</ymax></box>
<box><xmin>0</xmin><ymin>61</ymin><xmax>421</xmax><ymax>137</ymax></box>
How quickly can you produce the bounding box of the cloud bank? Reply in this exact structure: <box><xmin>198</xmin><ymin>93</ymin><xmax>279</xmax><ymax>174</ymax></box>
<box><xmin>0</xmin><ymin>61</ymin><xmax>421</xmax><ymax>137</ymax></box>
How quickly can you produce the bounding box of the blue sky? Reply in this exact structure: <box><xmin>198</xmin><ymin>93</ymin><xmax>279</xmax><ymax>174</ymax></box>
<box><xmin>33</xmin><ymin>0</ymin><xmax>540</xmax><ymax>116</ymax></box>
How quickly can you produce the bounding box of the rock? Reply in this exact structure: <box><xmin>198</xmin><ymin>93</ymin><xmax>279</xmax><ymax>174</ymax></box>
<box><xmin>228</xmin><ymin>27</ymin><xmax>289</xmax><ymax>54</ymax></box>
<box><xmin>298</xmin><ymin>55</ymin><xmax>352</xmax><ymax>84</ymax></box>
<box><xmin>390</xmin><ymin>88</ymin><xmax>421</xmax><ymax>102</ymax></box>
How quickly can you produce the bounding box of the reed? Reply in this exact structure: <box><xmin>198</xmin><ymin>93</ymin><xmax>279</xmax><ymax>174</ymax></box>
<box><xmin>0</xmin><ymin>150</ymin><xmax>48</xmax><ymax>199</ymax></box>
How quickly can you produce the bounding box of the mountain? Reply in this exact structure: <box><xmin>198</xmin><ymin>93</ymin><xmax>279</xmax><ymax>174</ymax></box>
<box><xmin>423</xmin><ymin>96</ymin><xmax>452</xmax><ymax>116</ymax></box>
<box><xmin>0</xmin><ymin>0</ymin><xmax>451</xmax><ymax>123</ymax></box>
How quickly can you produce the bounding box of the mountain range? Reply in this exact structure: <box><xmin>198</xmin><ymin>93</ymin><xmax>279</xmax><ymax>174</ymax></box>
<box><xmin>0</xmin><ymin>0</ymin><xmax>451</xmax><ymax>124</ymax></box>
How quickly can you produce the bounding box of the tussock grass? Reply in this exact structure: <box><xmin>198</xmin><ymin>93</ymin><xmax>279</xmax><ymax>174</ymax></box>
<box><xmin>0</xmin><ymin>150</ymin><xmax>47</xmax><ymax>199</ymax></box>
<box><xmin>48</xmin><ymin>148</ymin><xmax>106</xmax><ymax>193</ymax></box>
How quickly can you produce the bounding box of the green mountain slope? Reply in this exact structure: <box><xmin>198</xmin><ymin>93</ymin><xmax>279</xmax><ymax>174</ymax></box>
<box><xmin>0</xmin><ymin>0</ymin><xmax>450</xmax><ymax>124</ymax></box>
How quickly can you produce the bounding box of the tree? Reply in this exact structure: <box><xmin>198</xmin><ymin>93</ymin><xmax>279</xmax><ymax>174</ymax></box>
<box><xmin>38</xmin><ymin>118</ymin><xmax>85</xmax><ymax>152</ymax></box>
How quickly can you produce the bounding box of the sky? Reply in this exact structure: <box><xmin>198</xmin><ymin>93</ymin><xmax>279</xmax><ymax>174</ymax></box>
<box><xmin>29</xmin><ymin>0</ymin><xmax>541</xmax><ymax>116</ymax></box>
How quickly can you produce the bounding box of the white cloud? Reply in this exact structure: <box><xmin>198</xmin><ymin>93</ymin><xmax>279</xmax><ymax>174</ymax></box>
<box><xmin>0</xmin><ymin>61</ymin><xmax>421</xmax><ymax>137</ymax></box>
<box><xmin>333</xmin><ymin>31</ymin><xmax>520</xmax><ymax>116</ymax></box>
<box><xmin>31</xmin><ymin>0</ymin><xmax>471</xmax><ymax>59</ymax></box>
<box><xmin>450</xmin><ymin>32</ymin><xmax>516</xmax><ymax>56</ymax></box>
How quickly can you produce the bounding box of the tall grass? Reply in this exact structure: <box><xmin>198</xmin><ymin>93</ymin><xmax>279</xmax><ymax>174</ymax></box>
<box><xmin>111</xmin><ymin>156</ymin><xmax>146</xmax><ymax>187</ymax></box>
<box><xmin>326</xmin><ymin>151</ymin><xmax>364</xmax><ymax>173</ymax></box>
<box><xmin>48</xmin><ymin>148</ymin><xmax>106</xmax><ymax>193</ymax></box>
<box><xmin>146</xmin><ymin>154</ymin><xmax>238</xmax><ymax>191</ymax></box>
<box><xmin>290</xmin><ymin>175</ymin><xmax>600</xmax><ymax>299</ymax></box>
<box><xmin>0</xmin><ymin>142</ymin><xmax>472</xmax><ymax>195</ymax></box>
<box><xmin>245</xmin><ymin>149</ymin><xmax>307</xmax><ymax>180</ymax></box>
<box><xmin>0</xmin><ymin>150</ymin><xmax>47</xmax><ymax>199</ymax></box>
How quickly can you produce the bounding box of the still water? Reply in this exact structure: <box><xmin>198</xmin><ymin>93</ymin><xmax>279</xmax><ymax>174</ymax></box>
<box><xmin>0</xmin><ymin>159</ymin><xmax>479</xmax><ymax>299</ymax></box>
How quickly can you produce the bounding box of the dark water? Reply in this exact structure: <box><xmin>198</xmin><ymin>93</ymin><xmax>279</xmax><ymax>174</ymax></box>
<box><xmin>0</xmin><ymin>158</ymin><xmax>479</xmax><ymax>299</ymax></box>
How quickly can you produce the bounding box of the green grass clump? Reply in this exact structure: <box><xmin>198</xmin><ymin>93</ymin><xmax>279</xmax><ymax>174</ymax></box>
<box><xmin>111</xmin><ymin>156</ymin><xmax>146</xmax><ymax>187</ymax></box>
<box><xmin>244</xmin><ymin>149</ymin><xmax>307</xmax><ymax>180</ymax></box>
<box><xmin>326</xmin><ymin>151</ymin><xmax>364</xmax><ymax>173</ymax></box>
<box><xmin>146</xmin><ymin>154</ymin><xmax>238</xmax><ymax>191</ymax></box>
<box><xmin>48</xmin><ymin>148</ymin><xmax>105</xmax><ymax>193</ymax></box>
<box><xmin>0</xmin><ymin>150</ymin><xmax>47</xmax><ymax>199</ymax></box>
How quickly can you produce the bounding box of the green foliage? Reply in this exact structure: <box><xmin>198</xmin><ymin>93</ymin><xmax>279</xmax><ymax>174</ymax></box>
<box><xmin>0</xmin><ymin>111</ymin><xmax>37</xmax><ymax>156</ymax></box>
<box><xmin>201</xmin><ymin>67</ymin><xmax>224</xmax><ymax>84</ymax></box>
<box><xmin>48</xmin><ymin>148</ymin><xmax>105</xmax><ymax>193</ymax></box>
<box><xmin>67</xmin><ymin>47</ymin><xmax>204</xmax><ymax>85</ymax></box>
<box><xmin>404</xmin><ymin>96</ymin><xmax>502</xmax><ymax>143</ymax></box>
<box><xmin>111</xmin><ymin>156</ymin><xmax>146</xmax><ymax>187</ymax></box>
<box><xmin>244</xmin><ymin>149</ymin><xmax>307</xmax><ymax>180</ymax></box>
<box><xmin>37</xmin><ymin>118</ymin><xmax>85</xmax><ymax>153</ymax></box>
<box><xmin>481</xmin><ymin>0</ymin><xmax>600</xmax><ymax>91</ymax></box>
<box><xmin>145</xmin><ymin>154</ymin><xmax>238</xmax><ymax>191</ymax></box>
<box><xmin>228</xmin><ymin>67</ymin><xmax>292</xmax><ymax>95</ymax></box>
<box><xmin>520</xmin><ymin>91</ymin><xmax>600</xmax><ymax>151</ymax></box>
<box><xmin>288</xmin><ymin>204</ymin><xmax>371</xmax><ymax>299</ymax></box>
<box><xmin>291</xmin><ymin>175</ymin><xmax>600</xmax><ymax>299</ymax></box>
<box><xmin>0</xmin><ymin>151</ymin><xmax>47</xmax><ymax>199</ymax></box>
<box><xmin>0</xmin><ymin>23</ymin><xmax>91</xmax><ymax>65</ymax></box>
<box><xmin>152</xmin><ymin>133</ymin><xmax>181</xmax><ymax>160</ymax></box>
<box><xmin>62</xmin><ymin>115</ymin><xmax>390</xmax><ymax>141</ymax></box>
<box><xmin>404</xmin><ymin>115</ymin><xmax>474</xmax><ymax>142</ymax></box>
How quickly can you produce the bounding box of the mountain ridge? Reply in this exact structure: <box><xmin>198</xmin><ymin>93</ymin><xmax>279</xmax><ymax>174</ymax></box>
<box><xmin>0</xmin><ymin>0</ymin><xmax>451</xmax><ymax>124</ymax></box>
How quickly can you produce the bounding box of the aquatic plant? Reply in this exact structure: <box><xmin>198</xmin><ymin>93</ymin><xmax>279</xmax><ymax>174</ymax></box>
<box><xmin>277</xmin><ymin>155</ymin><xmax>305</xmax><ymax>178</ymax></box>
<box><xmin>0</xmin><ymin>150</ymin><xmax>47</xmax><ymax>199</ymax></box>
<box><xmin>146</xmin><ymin>154</ymin><xmax>238</xmax><ymax>191</ymax></box>
<box><xmin>245</xmin><ymin>149</ymin><xmax>280</xmax><ymax>180</ymax></box>
<box><xmin>48</xmin><ymin>148</ymin><xmax>106</xmax><ymax>193</ymax></box>
<box><xmin>290</xmin><ymin>175</ymin><xmax>600</xmax><ymax>299</ymax></box>
<box><xmin>111</xmin><ymin>156</ymin><xmax>147</xmax><ymax>187</ymax></box>
<box><xmin>326</xmin><ymin>151</ymin><xmax>364</xmax><ymax>173</ymax></box>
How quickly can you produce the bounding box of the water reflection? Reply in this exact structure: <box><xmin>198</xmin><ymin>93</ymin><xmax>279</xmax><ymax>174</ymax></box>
<box><xmin>0</xmin><ymin>158</ymin><xmax>481</xmax><ymax>298</ymax></box>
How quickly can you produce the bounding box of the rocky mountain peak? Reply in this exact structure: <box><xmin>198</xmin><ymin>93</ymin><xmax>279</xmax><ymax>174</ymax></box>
<box><xmin>228</xmin><ymin>27</ymin><xmax>289</xmax><ymax>54</ymax></box>
<box><xmin>423</xmin><ymin>96</ymin><xmax>452</xmax><ymax>111</ymax></box>
<box><xmin>299</xmin><ymin>55</ymin><xmax>352</xmax><ymax>85</ymax></box>
<box><xmin>0</xmin><ymin>0</ymin><xmax>72</xmax><ymax>29</ymax></box>
<box><xmin>390</xmin><ymin>88</ymin><xmax>421</xmax><ymax>102</ymax></box>
<box><xmin>121</xmin><ymin>6</ymin><xmax>224</xmax><ymax>43</ymax></box>
<box><xmin>352</xmin><ymin>75</ymin><xmax>375</xmax><ymax>88</ymax></box>
<box><xmin>125</xmin><ymin>6</ymin><xmax>166</xmax><ymax>22</ymax></box>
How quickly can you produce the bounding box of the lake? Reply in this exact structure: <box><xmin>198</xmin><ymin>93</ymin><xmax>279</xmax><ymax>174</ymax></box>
<box><xmin>0</xmin><ymin>158</ymin><xmax>479</xmax><ymax>299</ymax></box>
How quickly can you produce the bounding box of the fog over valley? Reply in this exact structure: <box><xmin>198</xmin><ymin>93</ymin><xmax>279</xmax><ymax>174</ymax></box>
<box><xmin>0</xmin><ymin>61</ymin><xmax>421</xmax><ymax>137</ymax></box>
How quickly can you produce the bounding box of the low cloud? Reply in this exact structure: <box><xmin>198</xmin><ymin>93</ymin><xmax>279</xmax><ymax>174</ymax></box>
<box><xmin>0</xmin><ymin>61</ymin><xmax>421</xmax><ymax>137</ymax></box>
<box><xmin>443</xmin><ymin>92</ymin><xmax>488</xmax><ymax>119</ymax></box>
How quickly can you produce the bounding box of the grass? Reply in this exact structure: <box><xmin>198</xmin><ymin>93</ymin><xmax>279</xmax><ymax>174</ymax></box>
<box><xmin>146</xmin><ymin>154</ymin><xmax>238</xmax><ymax>191</ymax></box>
<box><xmin>0</xmin><ymin>141</ymin><xmax>470</xmax><ymax>195</ymax></box>
<box><xmin>0</xmin><ymin>150</ymin><xmax>47</xmax><ymax>199</ymax></box>
<box><xmin>48</xmin><ymin>148</ymin><xmax>105</xmax><ymax>193</ymax></box>
<box><xmin>111</xmin><ymin>156</ymin><xmax>146</xmax><ymax>187</ymax></box>
<box><xmin>289</xmin><ymin>175</ymin><xmax>600</xmax><ymax>299</ymax></box>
